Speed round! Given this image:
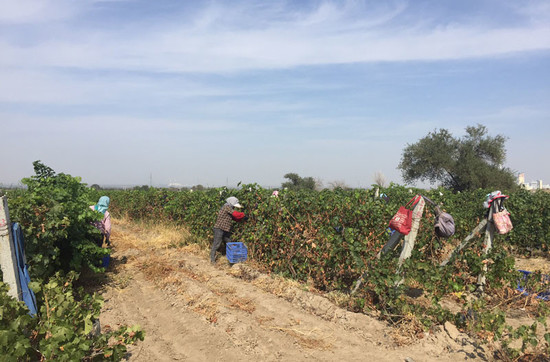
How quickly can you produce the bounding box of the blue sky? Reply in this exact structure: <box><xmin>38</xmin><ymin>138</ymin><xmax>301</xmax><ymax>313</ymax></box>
<box><xmin>1</xmin><ymin>0</ymin><xmax>549</xmax><ymax>188</ymax></box>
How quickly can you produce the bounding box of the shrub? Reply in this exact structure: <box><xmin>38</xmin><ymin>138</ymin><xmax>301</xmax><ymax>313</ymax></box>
<box><xmin>7</xmin><ymin>161</ymin><xmax>108</xmax><ymax>280</ymax></box>
<box><xmin>0</xmin><ymin>273</ymin><xmax>144</xmax><ymax>361</ymax></box>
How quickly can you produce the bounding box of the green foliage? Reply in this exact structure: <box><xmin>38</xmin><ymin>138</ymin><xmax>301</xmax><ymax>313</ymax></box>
<box><xmin>0</xmin><ymin>283</ymin><xmax>35</xmax><ymax>359</ymax></box>
<box><xmin>105</xmin><ymin>184</ymin><xmax>550</xmax><ymax>289</ymax></box>
<box><xmin>281</xmin><ymin>173</ymin><xmax>317</xmax><ymax>191</ymax></box>
<box><xmin>399</xmin><ymin>124</ymin><xmax>517</xmax><ymax>191</ymax></box>
<box><xmin>0</xmin><ymin>273</ymin><xmax>144</xmax><ymax>361</ymax></box>
<box><xmin>2</xmin><ymin>162</ymin><xmax>144</xmax><ymax>360</ymax></box>
<box><xmin>7</xmin><ymin>161</ymin><xmax>108</xmax><ymax>280</ymax></box>
<box><xmin>192</xmin><ymin>184</ymin><xmax>205</xmax><ymax>191</ymax></box>
<box><xmin>132</xmin><ymin>185</ymin><xmax>150</xmax><ymax>191</ymax></box>
<box><xmin>507</xmin><ymin>189</ymin><xmax>550</xmax><ymax>252</ymax></box>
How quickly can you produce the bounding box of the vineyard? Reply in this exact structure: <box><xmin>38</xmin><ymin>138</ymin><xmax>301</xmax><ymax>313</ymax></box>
<box><xmin>2</xmin><ymin>165</ymin><xmax>550</xmax><ymax>359</ymax></box>
<box><xmin>103</xmin><ymin>184</ymin><xmax>550</xmax><ymax>358</ymax></box>
<box><xmin>103</xmin><ymin>185</ymin><xmax>550</xmax><ymax>288</ymax></box>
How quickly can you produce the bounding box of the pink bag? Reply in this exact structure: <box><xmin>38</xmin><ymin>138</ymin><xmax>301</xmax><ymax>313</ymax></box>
<box><xmin>493</xmin><ymin>209</ymin><xmax>513</xmax><ymax>234</ymax></box>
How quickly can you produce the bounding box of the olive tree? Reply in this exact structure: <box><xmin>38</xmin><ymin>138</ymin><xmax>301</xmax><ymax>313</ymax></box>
<box><xmin>398</xmin><ymin>124</ymin><xmax>517</xmax><ymax>191</ymax></box>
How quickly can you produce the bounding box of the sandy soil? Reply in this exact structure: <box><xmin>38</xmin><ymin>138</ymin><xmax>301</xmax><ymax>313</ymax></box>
<box><xmin>97</xmin><ymin>219</ymin><xmax>500</xmax><ymax>361</ymax></box>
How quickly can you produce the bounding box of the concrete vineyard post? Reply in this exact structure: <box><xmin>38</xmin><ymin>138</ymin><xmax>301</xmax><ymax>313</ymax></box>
<box><xmin>0</xmin><ymin>196</ymin><xmax>22</xmax><ymax>300</ymax></box>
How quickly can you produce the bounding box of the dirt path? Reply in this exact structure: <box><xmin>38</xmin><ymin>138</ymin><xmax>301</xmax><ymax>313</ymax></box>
<box><xmin>98</xmin><ymin>219</ymin><xmax>490</xmax><ymax>361</ymax></box>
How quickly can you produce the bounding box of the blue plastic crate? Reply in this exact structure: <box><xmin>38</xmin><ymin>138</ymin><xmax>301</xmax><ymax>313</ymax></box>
<box><xmin>101</xmin><ymin>255</ymin><xmax>111</xmax><ymax>268</ymax></box>
<box><xmin>517</xmin><ymin>270</ymin><xmax>550</xmax><ymax>301</ymax></box>
<box><xmin>226</xmin><ymin>242</ymin><xmax>247</xmax><ymax>263</ymax></box>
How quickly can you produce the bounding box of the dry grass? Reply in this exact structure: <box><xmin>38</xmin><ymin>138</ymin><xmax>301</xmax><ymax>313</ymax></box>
<box><xmin>113</xmin><ymin>216</ymin><xmax>194</xmax><ymax>251</ymax></box>
<box><xmin>228</xmin><ymin>296</ymin><xmax>256</xmax><ymax>313</ymax></box>
<box><xmin>137</xmin><ymin>253</ymin><xmax>186</xmax><ymax>288</ymax></box>
<box><xmin>515</xmin><ymin>256</ymin><xmax>550</xmax><ymax>274</ymax></box>
<box><xmin>207</xmin><ymin>280</ymin><xmax>237</xmax><ymax>296</ymax></box>
<box><xmin>326</xmin><ymin>290</ymin><xmax>355</xmax><ymax>309</ymax></box>
<box><xmin>389</xmin><ymin>314</ymin><xmax>425</xmax><ymax>346</ymax></box>
<box><xmin>179</xmin><ymin>265</ymin><xmax>209</xmax><ymax>283</ymax></box>
<box><xmin>255</xmin><ymin>315</ymin><xmax>275</xmax><ymax>326</ymax></box>
<box><xmin>227</xmin><ymin>263</ymin><xmax>261</xmax><ymax>281</ymax></box>
<box><xmin>181</xmin><ymin>243</ymin><xmax>206</xmax><ymax>255</ymax></box>
<box><xmin>252</xmin><ymin>274</ymin><xmax>303</xmax><ymax>298</ymax></box>
<box><xmin>113</xmin><ymin>216</ymin><xmax>211</xmax><ymax>287</ymax></box>
<box><xmin>191</xmin><ymin>297</ymin><xmax>219</xmax><ymax>323</ymax></box>
<box><xmin>268</xmin><ymin>326</ymin><xmax>333</xmax><ymax>350</ymax></box>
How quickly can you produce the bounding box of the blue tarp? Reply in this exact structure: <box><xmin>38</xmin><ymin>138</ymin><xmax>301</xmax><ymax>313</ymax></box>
<box><xmin>517</xmin><ymin>269</ymin><xmax>550</xmax><ymax>301</ymax></box>
<box><xmin>11</xmin><ymin>223</ymin><xmax>37</xmax><ymax>315</ymax></box>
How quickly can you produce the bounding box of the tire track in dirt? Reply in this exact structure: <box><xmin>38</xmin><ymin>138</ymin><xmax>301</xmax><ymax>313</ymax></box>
<box><xmin>98</xmin><ymin>219</ymin><xmax>488</xmax><ymax>361</ymax></box>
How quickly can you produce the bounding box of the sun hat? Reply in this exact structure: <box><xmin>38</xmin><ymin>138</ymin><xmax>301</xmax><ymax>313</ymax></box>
<box><xmin>226</xmin><ymin>196</ymin><xmax>242</xmax><ymax>208</ymax></box>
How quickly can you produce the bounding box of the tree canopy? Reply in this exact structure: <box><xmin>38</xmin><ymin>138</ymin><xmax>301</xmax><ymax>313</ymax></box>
<box><xmin>398</xmin><ymin>124</ymin><xmax>517</xmax><ymax>191</ymax></box>
<box><xmin>282</xmin><ymin>173</ymin><xmax>317</xmax><ymax>191</ymax></box>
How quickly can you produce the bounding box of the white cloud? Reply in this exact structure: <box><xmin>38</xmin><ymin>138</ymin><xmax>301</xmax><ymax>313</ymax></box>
<box><xmin>1</xmin><ymin>1</ymin><xmax>549</xmax><ymax>74</ymax></box>
<box><xmin>0</xmin><ymin>113</ymin><xmax>244</xmax><ymax>133</ymax></box>
<box><xmin>0</xmin><ymin>66</ymin><xmax>258</xmax><ymax>104</ymax></box>
<box><xmin>0</xmin><ymin>0</ymin><xmax>82</xmax><ymax>24</ymax></box>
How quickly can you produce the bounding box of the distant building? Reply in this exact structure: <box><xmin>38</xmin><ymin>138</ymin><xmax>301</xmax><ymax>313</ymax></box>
<box><xmin>168</xmin><ymin>182</ymin><xmax>184</xmax><ymax>189</ymax></box>
<box><xmin>518</xmin><ymin>173</ymin><xmax>550</xmax><ymax>190</ymax></box>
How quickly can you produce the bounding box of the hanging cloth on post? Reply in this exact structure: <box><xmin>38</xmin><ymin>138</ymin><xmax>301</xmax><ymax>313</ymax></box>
<box><xmin>434</xmin><ymin>205</ymin><xmax>455</xmax><ymax>238</ymax></box>
<box><xmin>12</xmin><ymin>223</ymin><xmax>37</xmax><ymax>315</ymax></box>
<box><xmin>422</xmin><ymin>195</ymin><xmax>455</xmax><ymax>238</ymax></box>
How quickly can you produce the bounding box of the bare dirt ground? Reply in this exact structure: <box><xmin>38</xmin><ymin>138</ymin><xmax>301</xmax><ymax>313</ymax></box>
<box><xmin>96</xmin><ymin>218</ymin><xmax>526</xmax><ymax>361</ymax></box>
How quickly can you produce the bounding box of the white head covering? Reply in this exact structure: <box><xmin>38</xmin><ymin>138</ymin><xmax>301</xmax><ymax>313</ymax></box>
<box><xmin>226</xmin><ymin>196</ymin><xmax>242</xmax><ymax>208</ymax></box>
